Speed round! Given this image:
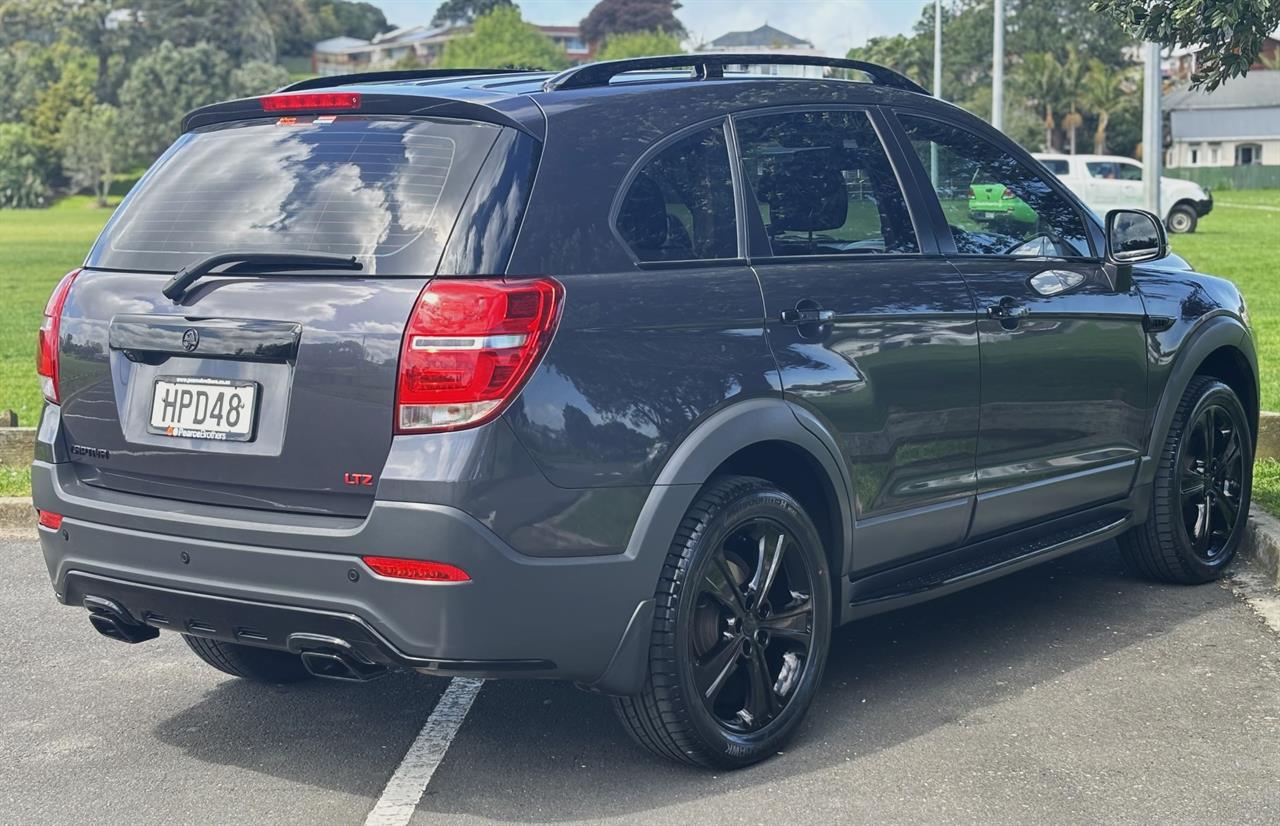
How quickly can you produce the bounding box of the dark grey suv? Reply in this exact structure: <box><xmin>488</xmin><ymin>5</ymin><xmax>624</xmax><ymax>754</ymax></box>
<box><xmin>32</xmin><ymin>55</ymin><xmax>1257</xmax><ymax>768</ymax></box>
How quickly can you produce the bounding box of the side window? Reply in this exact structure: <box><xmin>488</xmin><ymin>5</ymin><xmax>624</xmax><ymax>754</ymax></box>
<box><xmin>735</xmin><ymin>110</ymin><xmax>918</xmax><ymax>256</ymax></box>
<box><xmin>1087</xmin><ymin>161</ymin><xmax>1121</xmax><ymax>179</ymax></box>
<box><xmin>616</xmin><ymin>124</ymin><xmax>737</xmax><ymax>262</ymax></box>
<box><xmin>900</xmin><ymin>115</ymin><xmax>1091</xmax><ymax>258</ymax></box>
<box><xmin>1041</xmin><ymin>159</ymin><xmax>1070</xmax><ymax>175</ymax></box>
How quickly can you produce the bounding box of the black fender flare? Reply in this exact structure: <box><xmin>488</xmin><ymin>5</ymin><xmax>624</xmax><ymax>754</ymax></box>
<box><xmin>584</xmin><ymin>396</ymin><xmax>853</xmax><ymax>696</ymax></box>
<box><xmin>1139</xmin><ymin>314</ymin><xmax>1255</xmax><ymax>488</ymax></box>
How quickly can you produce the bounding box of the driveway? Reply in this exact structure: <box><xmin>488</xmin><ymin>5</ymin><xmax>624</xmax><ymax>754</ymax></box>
<box><xmin>2</xmin><ymin>535</ymin><xmax>1277</xmax><ymax>825</ymax></box>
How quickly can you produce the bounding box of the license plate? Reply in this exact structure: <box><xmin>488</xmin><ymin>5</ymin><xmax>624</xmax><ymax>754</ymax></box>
<box><xmin>148</xmin><ymin>377</ymin><xmax>257</xmax><ymax>441</ymax></box>
<box><xmin>981</xmin><ymin>211</ymin><xmax>998</xmax><ymax>219</ymax></box>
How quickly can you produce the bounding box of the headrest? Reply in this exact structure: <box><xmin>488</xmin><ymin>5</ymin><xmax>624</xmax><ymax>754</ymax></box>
<box><xmin>758</xmin><ymin>150</ymin><xmax>848</xmax><ymax>233</ymax></box>
<box><xmin>617</xmin><ymin>172</ymin><xmax>668</xmax><ymax>252</ymax></box>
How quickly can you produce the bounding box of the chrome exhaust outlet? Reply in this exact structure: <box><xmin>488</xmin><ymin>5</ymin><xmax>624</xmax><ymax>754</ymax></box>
<box><xmin>288</xmin><ymin>633</ymin><xmax>387</xmax><ymax>682</ymax></box>
<box><xmin>84</xmin><ymin>595</ymin><xmax>159</xmax><ymax>644</ymax></box>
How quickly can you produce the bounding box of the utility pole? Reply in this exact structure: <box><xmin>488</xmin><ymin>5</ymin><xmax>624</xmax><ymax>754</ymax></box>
<box><xmin>931</xmin><ymin>0</ymin><xmax>942</xmax><ymax>184</ymax></box>
<box><xmin>1142</xmin><ymin>41</ymin><xmax>1163</xmax><ymax>216</ymax></box>
<box><xmin>992</xmin><ymin>0</ymin><xmax>1004</xmax><ymax>131</ymax></box>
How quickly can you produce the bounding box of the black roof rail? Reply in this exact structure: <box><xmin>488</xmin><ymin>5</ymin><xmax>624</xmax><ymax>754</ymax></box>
<box><xmin>279</xmin><ymin>68</ymin><xmax>537</xmax><ymax>93</ymax></box>
<box><xmin>540</xmin><ymin>53</ymin><xmax>929</xmax><ymax>95</ymax></box>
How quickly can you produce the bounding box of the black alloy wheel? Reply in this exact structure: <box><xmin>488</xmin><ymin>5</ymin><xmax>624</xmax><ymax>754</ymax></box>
<box><xmin>614</xmin><ymin>475</ymin><xmax>832</xmax><ymax>768</ymax></box>
<box><xmin>1120</xmin><ymin>376</ymin><xmax>1253</xmax><ymax>584</ymax></box>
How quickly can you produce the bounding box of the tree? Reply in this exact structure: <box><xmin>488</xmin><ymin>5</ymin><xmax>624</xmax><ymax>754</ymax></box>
<box><xmin>1082</xmin><ymin>60</ymin><xmax>1131</xmax><ymax>154</ymax></box>
<box><xmin>1015</xmin><ymin>52</ymin><xmax>1063</xmax><ymax>152</ymax></box>
<box><xmin>597</xmin><ymin>29</ymin><xmax>683</xmax><ymax>60</ymax></box>
<box><xmin>1059</xmin><ymin>48</ymin><xmax>1089</xmax><ymax>154</ymax></box>
<box><xmin>580</xmin><ymin>0</ymin><xmax>684</xmax><ymax>47</ymax></box>
<box><xmin>0</xmin><ymin>123</ymin><xmax>48</xmax><ymax>208</ymax></box>
<box><xmin>437</xmin><ymin>6</ymin><xmax>570</xmax><ymax>70</ymax></box>
<box><xmin>61</xmin><ymin>103</ymin><xmax>121</xmax><ymax>206</ymax></box>
<box><xmin>119</xmin><ymin>42</ymin><xmax>233</xmax><ymax>164</ymax></box>
<box><xmin>1093</xmin><ymin>0</ymin><xmax>1280</xmax><ymax>90</ymax></box>
<box><xmin>136</xmin><ymin>0</ymin><xmax>278</xmax><ymax>63</ymax></box>
<box><xmin>432</xmin><ymin>0</ymin><xmax>517</xmax><ymax>27</ymax></box>
<box><xmin>229</xmin><ymin>61</ymin><xmax>292</xmax><ymax>98</ymax></box>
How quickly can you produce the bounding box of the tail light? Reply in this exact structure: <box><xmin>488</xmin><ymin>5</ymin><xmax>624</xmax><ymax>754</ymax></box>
<box><xmin>395</xmin><ymin>278</ymin><xmax>563</xmax><ymax>433</ymax></box>
<box><xmin>1001</xmin><ymin>188</ymin><xmax>1017</xmax><ymax>199</ymax></box>
<box><xmin>36</xmin><ymin>269</ymin><xmax>80</xmax><ymax>404</ymax></box>
<box><xmin>362</xmin><ymin>555</ymin><xmax>470</xmax><ymax>583</ymax></box>
<box><xmin>967</xmin><ymin>186</ymin><xmax>976</xmax><ymax>198</ymax></box>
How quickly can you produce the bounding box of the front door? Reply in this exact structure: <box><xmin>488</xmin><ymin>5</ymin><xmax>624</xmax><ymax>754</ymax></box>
<box><xmin>733</xmin><ymin>108</ymin><xmax>980</xmax><ymax>574</ymax></box>
<box><xmin>896</xmin><ymin>113</ymin><xmax>1148</xmax><ymax>540</ymax></box>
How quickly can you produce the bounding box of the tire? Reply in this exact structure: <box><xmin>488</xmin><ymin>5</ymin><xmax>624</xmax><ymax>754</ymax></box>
<box><xmin>1119</xmin><ymin>376</ymin><xmax>1252</xmax><ymax>584</ymax></box>
<box><xmin>1167</xmin><ymin>204</ymin><xmax>1197</xmax><ymax>234</ymax></box>
<box><xmin>613</xmin><ymin>475</ymin><xmax>832</xmax><ymax>768</ymax></box>
<box><xmin>183</xmin><ymin>634</ymin><xmax>313</xmax><ymax>683</ymax></box>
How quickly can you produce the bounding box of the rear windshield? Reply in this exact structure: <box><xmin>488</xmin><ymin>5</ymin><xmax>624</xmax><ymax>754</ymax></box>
<box><xmin>88</xmin><ymin>116</ymin><xmax>501</xmax><ymax>274</ymax></box>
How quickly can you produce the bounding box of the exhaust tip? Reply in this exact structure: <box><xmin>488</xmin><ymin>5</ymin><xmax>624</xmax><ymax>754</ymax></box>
<box><xmin>84</xmin><ymin>596</ymin><xmax>160</xmax><ymax>644</ymax></box>
<box><xmin>300</xmin><ymin>650</ymin><xmax>386</xmax><ymax>682</ymax></box>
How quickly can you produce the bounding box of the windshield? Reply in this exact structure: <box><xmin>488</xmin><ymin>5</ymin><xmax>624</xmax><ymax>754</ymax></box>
<box><xmin>88</xmin><ymin>116</ymin><xmax>502</xmax><ymax>274</ymax></box>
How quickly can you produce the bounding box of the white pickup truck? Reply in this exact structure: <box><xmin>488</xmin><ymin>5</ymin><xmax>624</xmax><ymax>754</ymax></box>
<box><xmin>1033</xmin><ymin>153</ymin><xmax>1213</xmax><ymax>233</ymax></box>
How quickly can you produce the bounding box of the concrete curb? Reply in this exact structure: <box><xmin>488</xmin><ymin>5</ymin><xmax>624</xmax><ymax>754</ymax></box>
<box><xmin>0</xmin><ymin>496</ymin><xmax>34</xmax><ymax>537</ymax></box>
<box><xmin>1243</xmin><ymin>506</ymin><xmax>1280</xmax><ymax>588</ymax></box>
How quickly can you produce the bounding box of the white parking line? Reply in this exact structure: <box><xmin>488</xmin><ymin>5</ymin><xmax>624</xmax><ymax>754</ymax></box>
<box><xmin>365</xmin><ymin>677</ymin><xmax>484</xmax><ymax>826</ymax></box>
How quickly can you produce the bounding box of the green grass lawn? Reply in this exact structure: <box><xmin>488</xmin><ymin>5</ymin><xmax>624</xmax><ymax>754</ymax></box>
<box><xmin>1</xmin><ymin>194</ymin><xmax>122</xmax><ymax>426</ymax></box>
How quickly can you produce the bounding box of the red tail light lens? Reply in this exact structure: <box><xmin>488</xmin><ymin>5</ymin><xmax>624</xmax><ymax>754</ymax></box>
<box><xmin>967</xmin><ymin>186</ymin><xmax>976</xmax><ymax>199</ymax></box>
<box><xmin>36</xmin><ymin>269</ymin><xmax>80</xmax><ymax>404</ymax></box>
<box><xmin>395</xmin><ymin>278</ymin><xmax>563</xmax><ymax>433</ymax></box>
<box><xmin>362</xmin><ymin>555</ymin><xmax>470</xmax><ymax>583</ymax></box>
<box><xmin>260</xmin><ymin>92</ymin><xmax>361</xmax><ymax>112</ymax></box>
<box><xmin>37</xmin><ymin>510</ymin><xmax>63</xmax><ymax>530</ymax></box>
<box><xmin>1001</xmin><ymin>188</ymin><xmax>1017</xmax><ymax>199</ymax></box>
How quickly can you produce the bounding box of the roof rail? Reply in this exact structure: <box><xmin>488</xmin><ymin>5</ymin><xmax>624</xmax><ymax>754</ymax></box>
<box><xmin>279</xmin><ymin>68</ymin><xmax>535</xmax><ymax>93</ymax></box>
<box><xmin>540</xmin><ymin>54</ymin><xmax>929</xmax><ymax>95</ymax></box>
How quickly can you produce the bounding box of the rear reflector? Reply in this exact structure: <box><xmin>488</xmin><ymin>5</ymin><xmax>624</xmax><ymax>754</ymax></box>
<box><xmin>36</xmin><ymin>269</ymin><xmax>80</xmax><ymax>404</ymax></box>
<box><xmin>394</xmin><ymin>278</ymin><xmax>563</xmax><ymax>433</ymax></box>
<box><xmin>37</xmin><ymin>510</ymin><xmax>63</xmax><ymax>530</ymax></box>
<box><xmin>362</xmin><ymin>556</ymin><xmax>470</xmax><ymax>583</ymax></box>
<box><xmin>260</xmin><ymin>92</ymin><xmax>361</xmax><ymax>112</ymax></box>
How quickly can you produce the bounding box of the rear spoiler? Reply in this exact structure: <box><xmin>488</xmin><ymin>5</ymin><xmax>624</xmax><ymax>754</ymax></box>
<box><xmin>181</xmin><ymin>88</ymin><xmax>546</xmax><ymax>139</ymax></box>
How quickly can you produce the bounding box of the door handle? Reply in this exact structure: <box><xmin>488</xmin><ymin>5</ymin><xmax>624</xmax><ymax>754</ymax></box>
<box><xmin>780</xmin><ymin>307</ymin><xmax>835</xmax><ymax>325</ymax></box>
<box><xmin>986</xmin><ymin>298</ymin><xmax>1030</xmax><ymax>320</ymax></box>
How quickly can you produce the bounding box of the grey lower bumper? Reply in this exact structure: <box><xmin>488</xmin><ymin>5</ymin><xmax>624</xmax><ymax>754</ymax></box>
<box><xmin>33</xmin><ymin>460</ymin><xmax>683</xmax><ymax>686</ymax></box>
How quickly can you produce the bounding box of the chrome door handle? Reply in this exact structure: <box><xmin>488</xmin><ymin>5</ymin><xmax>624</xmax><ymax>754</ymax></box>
<box><xmin>986</xmin><ymin>298</ymin><xmax>1029</xmax><ymax>320</ymax></box>
<box><xmin>780</xmin><ymin>308</ymin><xmax>835</xmax><ymax>325</ymax></box>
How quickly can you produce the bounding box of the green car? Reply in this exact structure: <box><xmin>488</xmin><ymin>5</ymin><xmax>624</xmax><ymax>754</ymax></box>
<box><xmin>968</xmin><ymin>181</ymin><xmax>1037</xmax><ymax>224</ymax></box>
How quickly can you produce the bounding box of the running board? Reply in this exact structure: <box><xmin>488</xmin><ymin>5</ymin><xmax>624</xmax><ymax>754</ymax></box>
<box><xmin>845</xmin><ymin>516</ymin><xmax>1129</xmax><ymax>621</ymax></box>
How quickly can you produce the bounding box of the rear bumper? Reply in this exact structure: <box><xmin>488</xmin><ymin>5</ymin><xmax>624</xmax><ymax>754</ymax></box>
<box><xmin>33</xmin><ymin>459</ymin><xmax>685</xmax><ymax>688</ymax></box>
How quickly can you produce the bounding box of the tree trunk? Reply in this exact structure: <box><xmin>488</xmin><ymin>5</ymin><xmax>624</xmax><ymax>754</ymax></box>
<box><xmin>1094</xmin><ymin>112</ymin><xmax>1109</xmax><ymax>155</ymax></box>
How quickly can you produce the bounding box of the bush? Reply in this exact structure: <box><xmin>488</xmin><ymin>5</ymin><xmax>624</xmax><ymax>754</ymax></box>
<box><xmin>0</xmin><ymin>123</ymin><xmax>49</xmax><ymax>208</ymax></box>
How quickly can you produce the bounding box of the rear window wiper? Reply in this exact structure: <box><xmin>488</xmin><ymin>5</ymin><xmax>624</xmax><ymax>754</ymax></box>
<box><xmin>162</xmin><ymin>252</ymin><xmax>363</xmax><ymax>301</ymax></box>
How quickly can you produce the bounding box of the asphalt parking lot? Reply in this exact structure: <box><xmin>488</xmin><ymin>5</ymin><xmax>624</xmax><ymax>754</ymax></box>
<box><xmin>3</xmin><ymin>534</ymin><xmax>1278</xmax><ymax>825</ymax></box>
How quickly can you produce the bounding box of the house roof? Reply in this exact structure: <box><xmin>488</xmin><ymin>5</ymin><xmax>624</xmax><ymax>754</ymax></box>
<box><xmin>709</xmin><ymin>24</ymin><xmax>812</xmax><ymax>49</ymax></box>
<box><xmin>315</xmin><ymin>36</ymin><xmax>369</xmax><ymax>53</ymax></box>
<box><xmin>1165</xmin><ymin>70</ymin><xmax>1280</xmax><ymax>110</ymax></box>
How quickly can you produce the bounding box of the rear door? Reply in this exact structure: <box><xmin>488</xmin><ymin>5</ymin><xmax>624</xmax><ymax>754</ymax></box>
<box><xmin>894</xmin><ymin>112</ymin><xmax>1148</xmax><ymax>540</ymax></box>
<box><xmin>58</xmin><ymin>114</ymin><xmax>509</xmax><ymax>516</ymax></box>
<box><xmin>733</xmin><ymin>107</ymin><xmax>980</xmax><ymax>574</ymax></box>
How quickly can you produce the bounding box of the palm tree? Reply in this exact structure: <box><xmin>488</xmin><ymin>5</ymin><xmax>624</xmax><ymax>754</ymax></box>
<box><xmin>1060</xmin><ymin>48</ymin><xmax>1089</xmax><ymax>155</ymax></box>
<box><xmin>1016</xmin><ymin>52</ymin><xmax>1063</xmax><ymax>152</ymax></box>
<box><xmin>1082</xmin><ymin>61</ymin><xmax>1130</xmax><ymax>155</ymax></box>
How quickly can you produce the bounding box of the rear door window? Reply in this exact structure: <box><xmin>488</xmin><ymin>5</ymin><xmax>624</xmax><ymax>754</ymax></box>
<box><xmin>615</xmin><ymin>123</ymin><xmax>738</xmax><ymax>262</ymax></box>
<box><xmin>88</xmin><ymin>116</ymin><xmax>502</xmax><ymax>274</ymax></box>
<box><xmin>734</xmin><ymin>109</ymin><xmax>918</xmax><ymax>256</ymax></box>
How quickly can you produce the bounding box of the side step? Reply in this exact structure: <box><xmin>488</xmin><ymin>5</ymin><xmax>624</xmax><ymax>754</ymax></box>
<box><xmin>845</xmin><ymin>516</ymin><xmax>1128</xmax><ymax>621</ymax></box>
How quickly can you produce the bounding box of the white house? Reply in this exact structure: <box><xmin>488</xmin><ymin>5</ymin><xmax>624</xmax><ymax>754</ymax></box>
<box><xmin>1164</xmin><ymin>70</ymin><xmax>1280</xmax><ymax>168</ymax></box>
<box><xmin>699</xmin><ymin>24</ymin><xmax>824</xmax><ymax>78</ymax></box>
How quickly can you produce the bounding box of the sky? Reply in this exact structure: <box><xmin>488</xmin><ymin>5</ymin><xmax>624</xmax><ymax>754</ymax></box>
<box><xmin>369</xmin><ymin>1</ymin><xmax>926</xmax><ymax>57</ymax></box>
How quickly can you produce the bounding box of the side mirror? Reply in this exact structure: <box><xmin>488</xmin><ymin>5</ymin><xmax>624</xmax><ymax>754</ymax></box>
<box><xmin>1104</xmin><ymin>208</ymin><xmax>1168</xmax><ymax>293</ymax></box>
<box><xmin>1105</xmin><ymin>208</ymin><xmax>1168</xmax><ymax>265</ymax></box>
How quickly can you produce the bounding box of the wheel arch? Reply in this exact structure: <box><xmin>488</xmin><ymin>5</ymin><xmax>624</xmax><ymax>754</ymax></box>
<box><xmin>1141</xmin><ymin>315</ymin><xmax>1257</xmax><ymax>488</ymax></box>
